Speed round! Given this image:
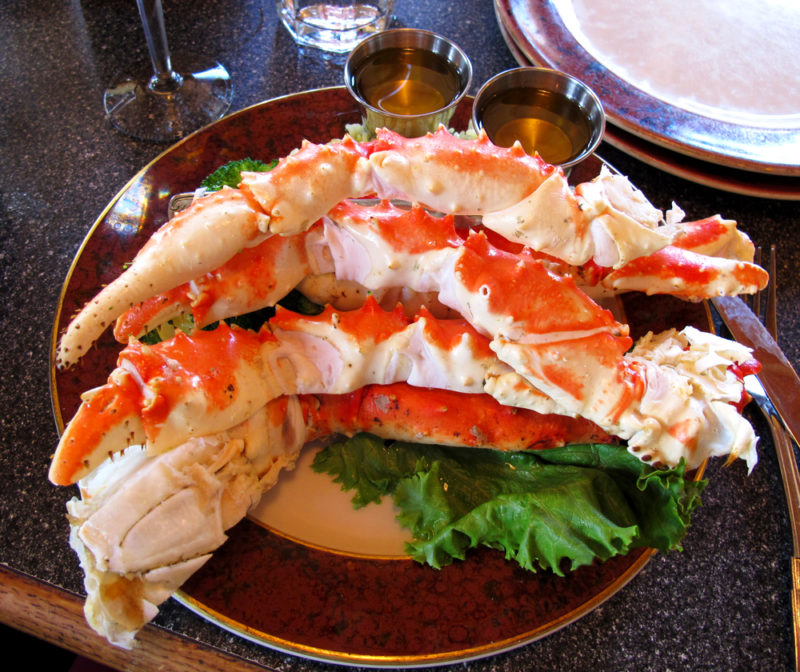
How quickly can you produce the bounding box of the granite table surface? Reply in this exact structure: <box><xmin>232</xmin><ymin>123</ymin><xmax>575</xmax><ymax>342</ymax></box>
<box><xmin>2</xmin><ymin>1</ymin><xmax>799</xmax><ymax>670</ymax></box>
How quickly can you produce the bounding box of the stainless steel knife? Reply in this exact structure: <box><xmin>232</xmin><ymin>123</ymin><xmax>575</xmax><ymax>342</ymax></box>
<box><xmin>712</xmin><ymin>295</ymin><xmax>800</xmax><ymax>447</ymax></box>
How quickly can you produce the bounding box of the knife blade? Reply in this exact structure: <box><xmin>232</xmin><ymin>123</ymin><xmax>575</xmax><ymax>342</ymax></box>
<box><xmin>712</xmin><ymin>295</ymin><xmax>800</xmax><ymax>447</ymax></box>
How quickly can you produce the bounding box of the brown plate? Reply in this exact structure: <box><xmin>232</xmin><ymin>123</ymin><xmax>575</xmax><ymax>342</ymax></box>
<box><xmin>50</xmin><ymin>87</ymin><xmax>709</xmax><ymax>667</ymax></box>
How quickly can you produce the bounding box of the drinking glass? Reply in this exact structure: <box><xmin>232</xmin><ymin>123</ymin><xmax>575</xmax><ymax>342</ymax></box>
<box><xmin>104</xmin><ymin>0</ymin><xmax>233</xmax><ymax>142</ymax></box>
<box><xmin>277</xmin><ymin>0</ymin><xmax>394</xmax><ymax>53</ymax></box>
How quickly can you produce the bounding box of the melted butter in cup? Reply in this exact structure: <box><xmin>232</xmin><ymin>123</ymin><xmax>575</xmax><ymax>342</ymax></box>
<box><xmin>473</xmin><ymin>68</ymin><xmax>605</xmax><ymax>171</ymax></box>
<box><xmin>345</xmin><ymin>29</ymin><xmax>472</xmax><ymax>137</ymax></box>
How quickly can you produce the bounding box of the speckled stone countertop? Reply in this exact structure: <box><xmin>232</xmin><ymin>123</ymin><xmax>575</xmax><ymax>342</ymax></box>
<box><xmin>2</xmin><ymin>1</ymin><xmax>799</xmax><ymax>671</ymax></box>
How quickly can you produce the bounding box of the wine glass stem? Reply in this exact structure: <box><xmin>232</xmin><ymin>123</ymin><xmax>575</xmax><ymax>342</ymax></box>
<box><xmin>137</xmin><ymin>0</ymin><xmax>182</xmax><ymax>93</ymax></box>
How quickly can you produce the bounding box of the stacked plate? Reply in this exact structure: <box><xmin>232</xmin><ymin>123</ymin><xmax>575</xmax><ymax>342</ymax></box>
<box><xmin>494</xmin><ymin>0</ymin><xmax>800</xmax><ymax>199</ymax></box>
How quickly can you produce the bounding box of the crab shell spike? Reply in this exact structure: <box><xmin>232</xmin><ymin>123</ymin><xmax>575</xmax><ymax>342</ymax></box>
<box><xmin>239</xmin><ymin>135</ymin><xmax>374</xmax><ymax>235</ymax></box>
<box><xmin>270</xmin><ymin>294</ymin><xmax>410</xmax><ymax>341</ymax></box>
<box><xmin>56</xmin><ymin>187</ymin><xmax>271</xmax><ymax>369</ymax></box>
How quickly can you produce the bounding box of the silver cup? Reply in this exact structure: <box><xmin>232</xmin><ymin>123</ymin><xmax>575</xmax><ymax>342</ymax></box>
<box><xmin>345</xmin><ymin>28</ymin><xmax>472</xmax><ymax>137</ymax></box>
<box><xmin>472</xmin><ymin>67</ymin><xmax>605</xmax><ymax>171</ymax></box>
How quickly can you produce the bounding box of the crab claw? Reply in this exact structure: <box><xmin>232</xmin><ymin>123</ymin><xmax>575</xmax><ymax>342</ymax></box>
<box><xmin>596</xmin><ymin>215</ymin><xmax>769</xmax><ymax>300</ymax></box>
<box><xmin>113</xmin><ymin>221</ymin><xmax>325</xmax><ymax>343</ymax></box>
<box><xmin>56</xmin><ymin>188</ymin><xmax>272</xmax><ymax>369</ymax></box>
<box><xmin>50</xmin><ymin>323</ymin><xmax>285</xmax><ymax>485</ymax></box>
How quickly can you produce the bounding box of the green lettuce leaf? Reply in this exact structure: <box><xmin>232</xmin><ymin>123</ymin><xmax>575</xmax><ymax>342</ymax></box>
<box><xmin>201</xmin><ymin>158</ymin><xmax>277</xmax><ymax>191</ymax></box>
<box><xmin>312</xmin><ymin>435</ymin><xmax>705</xmax><ymax>575</ymax></box>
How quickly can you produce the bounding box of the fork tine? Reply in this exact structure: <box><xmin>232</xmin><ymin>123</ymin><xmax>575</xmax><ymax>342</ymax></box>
<box><xmin>767</xmin><ymin>244</ymin><xmax>778</xmax><ymax>342</ymax></box>
<box><xmin>752</xmin><ymin>246</ymin><xmax>763</xmax><ymax>320</ymax></box>
<box><xmin>741</xmin><ymin>243</ymin><xmax>799</xmax><ymax>668</ymax></box>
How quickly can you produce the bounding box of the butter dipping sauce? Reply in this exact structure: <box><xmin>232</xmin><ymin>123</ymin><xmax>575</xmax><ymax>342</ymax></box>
<box><xmin>345</xmin><ymin>29</ymin><xmax>472</xmax><ymax>137</ymax></box>
<box><xmin>473</xmin><ymin>67</ymin><xmax>605</xmax><ymax>170</ymax></box>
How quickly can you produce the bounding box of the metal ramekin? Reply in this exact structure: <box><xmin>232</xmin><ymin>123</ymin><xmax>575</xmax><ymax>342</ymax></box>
<box><xmin>345</xmin><ymin>28</ymin><xmax>472</xmax><ymax>138</ymax></box>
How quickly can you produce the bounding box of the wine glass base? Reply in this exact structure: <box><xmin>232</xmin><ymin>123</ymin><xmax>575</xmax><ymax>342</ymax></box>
<box><xmin>104</xmin><ymin>51</ymin><xmax>233</xmax><ymax>143</ymax></box>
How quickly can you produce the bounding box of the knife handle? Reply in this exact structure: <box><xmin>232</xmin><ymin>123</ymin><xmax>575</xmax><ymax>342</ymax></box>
<box><xmin>792</xmin><ymin>558</ymin><xmax>800</xmax><ymax>671</ymax></box>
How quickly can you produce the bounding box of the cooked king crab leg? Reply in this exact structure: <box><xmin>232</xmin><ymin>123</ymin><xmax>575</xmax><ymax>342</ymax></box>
<box><xmin>110</xmin><ymin>199</ymin><xmax>766</xmax><ymax>345</ymax></box>
<box><xmin>109</xmin><ymin>198</ymin><xmax>766</xmax><ymax>345</ymax></box>
<box><xmin>52</xmin><ymin>274</ymin><xmax>758</xmax><ymax>490</ymax></box>
<box><xmin>594</xmin><ymin>215</ymin><xmax>767</xmax><ymax>300</ymax></box>
<box><xmin>57</xmin><ymin>187</ymin><xmax>272</xmax><ymax>369</ymax></box>
<box><xmin>307</xmin><ymin>382</ymin><xmax>612</xmax><ymax>449</ymax></box>
<box><xmin>364</xmin><ymin>128</ymin><xmax>676</xmax><ymax>268</ymax></box>
<box><xmin>60</xmin><ymin>127</ymin><xmax>764</xmax><ymax>369</ymax></box>
<box><xmin>241</xmin><ymin>126</ymin><xmax>681</xmax><ymax>269</ymax></box>
<box><xmin>65</xmin><ymin>379</ymin><xmax>611</xmax><ymax>649</ymax></box>
<box><xmin>51</xmin><ymin>297</ymin><xmax>552</xmax><ymax>485</ymax></box>
<box><xmin>299</xmin><ymin>203</ymin><xmax>760</xmax><ymax>469</ymax></box>
<box><xmin>66</xmin><ymin>394</ymin><xmax>308</xmax><ymax>649</ymax></box>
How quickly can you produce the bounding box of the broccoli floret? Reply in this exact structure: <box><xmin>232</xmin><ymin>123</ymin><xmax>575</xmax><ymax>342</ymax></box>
<box><xmin>140</xmin><ymin>313</ymin><xmax>196</xmax><ymax>344</ymax></box>
<box><xmin>201</xmin><ymin>158</ymin><xmax>277</xmax><ymax>191</ymax></box>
